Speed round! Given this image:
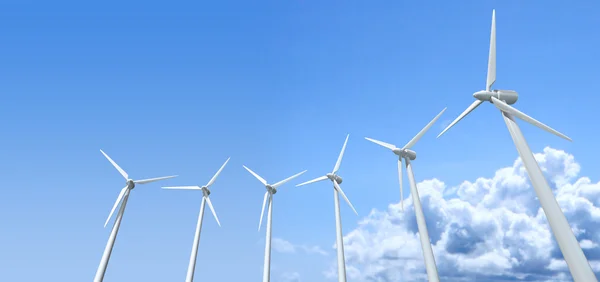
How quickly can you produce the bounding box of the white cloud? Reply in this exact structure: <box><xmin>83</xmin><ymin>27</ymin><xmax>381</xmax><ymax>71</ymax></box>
<box><xmin>281</xmin><ymin>271</ymin><xmax>301</xmax><ymax>282</ymax></box>
<box><xmin>273</xmin><ymin>237</ymin><xmax>328</xmax><ymax>256</ymax></box>
<box><xmin>327</xmin><ymin>147</ymin><xmax>600</xmax><ymax>281</ymax></box>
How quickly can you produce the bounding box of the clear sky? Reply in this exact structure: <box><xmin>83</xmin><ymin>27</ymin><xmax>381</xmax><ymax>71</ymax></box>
<box><xmin>1</xmin><ymin>1</ymin><xmax>600</xmax><ymax>281</ymax></box>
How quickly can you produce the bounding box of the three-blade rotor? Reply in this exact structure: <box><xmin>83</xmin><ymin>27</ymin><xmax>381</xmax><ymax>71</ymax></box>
<box><xmin>436</xmin><ymin>9</ymin><xmax>572</xmax><ymax>142</ymax></box>
<box><xmin>296</xmin><ymin>134</ymin><xmax>358</xmax><ymax>215</ymax></box>
<box><xmin>100</xmin><ymin>150</ymin><xmax>178</xmax><ymax>228</ymax></box>
<box><xmin>243</xmin><ymin>165</ymin><xmax>307</xmax><ymax>231</ymax></box>
<box><xmin>365</xmin><ymin>108</ymin><xmax>446</xmax><ymax>211</ymax></box>
<box><xmin>162</xmin><ymin>157</ymin><xmax>231</xmax><ymax>227</ymax></box>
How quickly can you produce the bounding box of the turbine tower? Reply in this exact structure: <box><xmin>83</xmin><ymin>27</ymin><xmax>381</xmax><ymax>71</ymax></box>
<box><xmin>365</xmin><ymin>108</ymin><xmax>446</xmax><ymax>282</ymax></box>
<box><xmin>94</xmin><ymin>150</ymin><xmax>177</xmax><ymax>282</ymax></box>
<box><xmin>295</xmin><ymin>134</ymin><xmax>358</xmax><ymax>282</ymax></box>
<box><xmin>243</xmin><ymin>165</ymin><xmax>307</xmax><ymax>282</ymax></box>
<box><xmin>162</xmin><ymin>157</ymin><xmax>230</xmax><ymax>282</ymax></box>
<box><xmin>437</xmin><ymin>10</ymin><xmax>597</xmax><ymax>282</ymax></box>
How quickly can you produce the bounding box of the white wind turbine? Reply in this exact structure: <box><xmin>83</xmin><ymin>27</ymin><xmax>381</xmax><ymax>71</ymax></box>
<box><xmin>364</xmin><ymin>108</ymin><xmax>446</xmax><ymax>282</ymax></box>
<box><xmin>437</xmin><ymin>10</ymin><xmax>596</xmax><ymax>281</ymax></box>
<box><xmin>295</xmin><ymin>134</ymin><xmax>357</xmax><ymax>282</ymax></box>
<box><xmin>243</xmin><ymin>165</ymin><xmax>307</xmax><ymax>282</ymax></box>
<box><xmin>94</xmin><ymin>150</ymin><xmax>177</xmax><ymax>282</ymax></box>
<box><xmin>162</xmin><ymin>157</ymin><xmax>230</xmax><ymax>282</ymax></box>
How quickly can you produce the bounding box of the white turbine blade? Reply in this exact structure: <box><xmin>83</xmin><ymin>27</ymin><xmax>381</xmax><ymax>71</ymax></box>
<box><xmin>162</xmin><ymin>186</ymin><xmax>202</xmax><ymax>190</ymax></box>
<box><xmin>403</xmin><ymin>108</ymin><xmax>447</xmax><ymax>149</ymax></box>
<box><xmin>437</xmin><ymin>100</ymin><xmax>484</xmax><ymax>138</ymax></box>
<box><xmin>204</xmin><ymin>196</ymin><xmax>221</xmax><ymax>227</ymax></box>
<box><xmin>296</xmin><ymin>175</ymin><xmax>328</xmax><ymax>187</ymax></box>
<box><xmin>243</xmin><ymin>165</ymin><xmax>267</xmax><ymax>185</ymax></box>
<box><xmin>364</xmin><ymin>137</ymin><xmax>396</xmax><ymax>150</ymax></box>
<box><xmin>135</xmin><ymin>175</ymin><xmax>178</xmax><ymax>184</ymax></box>
<box><xmin>398</xmin><ymin>158</ymin><xmax>404</xmax><ymax>212</ymax></box>
<box><xmin>104</xmin><ymin>186</ymin><xmax>127</xmax><ymax>228</ymax></box>
<box><xmin>206</xmin><ymin>157</ymin><xmax>230</xmax><ymax>187</ymax></box>
<box><xmin>272</xmin><ymin>170</ymin><xmax>307</xmax><ymax>189</ymax></box>
<box><xmin>333</xmin><ymin>181</ymin><xmax>358</xmax><ymax>215</ymax></box>
<box><xmin>258</xmin><ymin>191</ymin><xmax>269</xmax><ymax>231</ymax></box>
<box><xmin>100</xmin><ymin>150</ymin><xmax>128</xmax><ymax>180</ymax></box>
<box><xmin>491</xmin><ymin>97</ymin><xmax>572</xmax><ymax>142</ymax></box>
<box><xmin>486</xmin><ymin>9</ymin><xmax>497</xmax><ymax>91</ymax></box>
<box><xmin>333</xmin><ymin>134</ymin><xmax>350</xmax><ymax>173</ymax></box>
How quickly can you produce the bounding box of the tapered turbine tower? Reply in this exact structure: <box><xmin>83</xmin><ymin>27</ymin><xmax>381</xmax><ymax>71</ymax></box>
<box><xmin>365</xmin><ymin>108</ymin><xmax>446</xmax><ymax>282</ymax></box>
<box><xmin>296</xmin><ymin>134</ymin><xmax>358</xmax><ymax>282</ymax></box>
<box><xmin>438</xmin><ymin>10</ymin><xmax>596</xmax><ymax>281</ymax></box>
<box><xmin>94</xmin><ymin>150</ymin><xmax>177</xmax><ymax>282</ymax></box>
<box><xmin>243</xmin><ymin>165</ymin><xmax>306</xmax><ymax>282</ymax></box>
<box><xmin>162</xmin><ymin>157</ymin><xmax>230</xmax><ymax>282</ymax></box>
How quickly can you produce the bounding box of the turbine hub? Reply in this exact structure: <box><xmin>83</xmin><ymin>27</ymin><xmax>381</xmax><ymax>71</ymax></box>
<box><xmin>473</xmin><ymin>90</ymin><xmax>519</xmax><ymax>105</ymax></box>
<box><xmin>126</xmin><ymin>179</ymin><xmax>135</xmax><ymax>189</ymax></box>
<box><xmin>326</xmin><ymin>173</ymin><xmax>343</xmax><ymax>184</ymax></box>
<box><xmin>473</xmin><ymin>90</ymin><xmax>493</xmax><ymax>101</ymax></box>
<box><xmin>394</xmin><ymin>149</ymin><xmax>417</xmax><ymax>160</ymax></box>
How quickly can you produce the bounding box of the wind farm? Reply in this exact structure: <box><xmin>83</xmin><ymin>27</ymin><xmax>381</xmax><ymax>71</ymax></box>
<box><xmin>2</xmin><ymin>3</ymin><xmax>598</xmax><ymax>282</ymax></box>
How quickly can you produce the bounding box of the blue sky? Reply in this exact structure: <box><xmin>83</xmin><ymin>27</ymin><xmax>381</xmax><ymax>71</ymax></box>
<box><xmin>1</xmin><ymin>1</ymin><xmax>600</xmax><ymax>281</ymax></box>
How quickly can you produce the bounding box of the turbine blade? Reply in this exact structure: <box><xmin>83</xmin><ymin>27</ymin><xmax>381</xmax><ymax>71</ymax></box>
<box><xmin>104</xmin><ymin>187</ymin><xmax>127</xmax><ymax>228</ymax></box>
<box><xmin>205</xmin><ymin>196</ymin><xmax>221</xmax><ymax>227</ymax></box>
<box><xmin>296</xmin><ymin>175</ymin><xmax>328</xmax><ymax>187</ymax></box>
<box><xmin>206</xmin><ymin>157</ymin><xmax>230</xmax><ymax>187</ymax></box>
<box><xmin>243</xmin><ymin>165</ymin><xmax>267</xmax><ymax>185</ymax></box>
<box><xmin>135</xmin><ymin>175</ymin><xmax>178</xmax><ymax>184</ymax></box>
<box><xmin>162</xmin><ymin>186</ymin><xmax>202</xmax><ymax>190</ymax></box>
<box><xmin>398</xmin><ymin>158</ymin><xmax>404</xmax><ymax>212</ymax></box>
<box><xmin>333</xmin><ymin>181</ymin><xmax>358</xmax><ymax>216</ymax></box>
<box><xmin>272</xmin><ymin>170</ymin><xmax>307</xmax><ymax>189</ymax></box>
<box><xmin>437</xmin><ymin>100</ymin><xmax>483</xmax><ymax>138</ymax></box>
<box><xmin>333</xmin><ymin>134</ymin><xmax>350</xmax><ymax>174</ymax></box>
<box><xmin>486</xmin><ymin>9</ymin><xmax>497</xmax><ymax>92</ymax></box>
<box><xmin>403</xmin><ymin>108</ymin><xmax>447</xmax><ymax>149</ymax></box>
<box><xmin>258</xmin><ymin>191</ymin><xmax>269</xmax><ymax>231</ymax></box>
<box><xmin>491</xmin><ymin>97</ymin><xmax>572</xmax><ymax>142</ymax></box>
<box><xmin>100</xmin><ymin>150</ymin><xmax>128</xmax><ymax>180</ymax></box>
<box><xmin>364</xmin><ymin>137</ymin><xmax>396</xmax><ymax>150</ymax></box>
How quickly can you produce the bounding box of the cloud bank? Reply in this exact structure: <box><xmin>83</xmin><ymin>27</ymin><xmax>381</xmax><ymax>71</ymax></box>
<box><xmin>329</xmin><ymin>147</ymin><xmax>600</xmax><ymax>282</ymax></box>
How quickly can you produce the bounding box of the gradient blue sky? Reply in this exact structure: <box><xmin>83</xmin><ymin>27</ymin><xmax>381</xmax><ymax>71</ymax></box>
<box><xmin>1</xmin><ymin>1</ymin><xmax>599</xmax><ymax>281</ymax></box>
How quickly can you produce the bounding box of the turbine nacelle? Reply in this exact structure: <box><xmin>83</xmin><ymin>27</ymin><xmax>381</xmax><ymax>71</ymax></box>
<box><xmin>473</xmin><ymin>90</ymin><xmax>519</xmax><ymax>105</ymax></box>
<box><xmin>392</xmin><ymin>148</ymin><xmax>417</xmax><ymax>160</ymax></box>
<box><xmin>266</xmin><ymin>184</ymin><xmax>277</xmax><ymax>194</ymax></box>
<box><xmin>126</xmin><ymin>179</ymin><xmax>135</xmax><ymax>189</ymax></box>
<box><xmin>201</xmin><ymin>186</ymin><xmax>211</xmax><ymax>196</ymax></box>
<box><xmin>326</xmin><ymin>173</ymin><xmax>343</xmax><ymax>184</ymax></box>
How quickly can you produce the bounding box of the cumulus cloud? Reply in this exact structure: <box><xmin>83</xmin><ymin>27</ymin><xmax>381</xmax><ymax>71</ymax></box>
<box><xmin>328</xmin><ymin>147</ymin><xmax>600</xmax><ymax>282</ymax></box>
<box><xmin>273</xmin><ymin>237</ymin><xmax>328</xmax><ymax>256</ymax></box>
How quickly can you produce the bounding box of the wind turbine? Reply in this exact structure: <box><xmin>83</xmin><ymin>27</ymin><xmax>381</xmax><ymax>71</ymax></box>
<box><xmin>364</xmin><ymin>108</ymin><xmax>446</xmax><ymax>282</ymax></box>
<box><xmin>295</xmin><ymin>134</ymin><xmax>358</xmax><ymax>282</ymax></box>
<box><xmin>162</xmin><ymin>157</ymin><xmax>230</xmax><ymax>282</ymax></box>
<box><xmin>437</xmin><ymin>10</ymin><xmax>596</xmax><ymax>281</ymax></box>
<box><xmin>94</xmin><ymin>150</ymin><xmax>177</xmax><ymax>282</ymax></box>
<box><xmin>243</xmin><ymin>165</ymin><xmax>307</xmax><ymax>282</ymax></box>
